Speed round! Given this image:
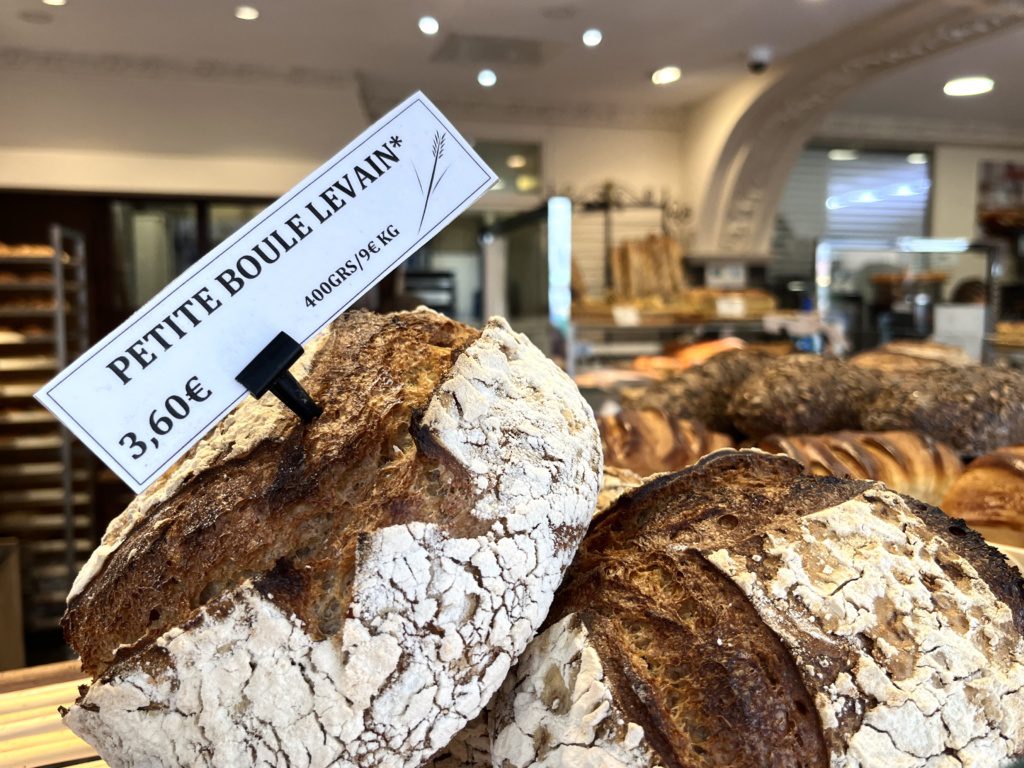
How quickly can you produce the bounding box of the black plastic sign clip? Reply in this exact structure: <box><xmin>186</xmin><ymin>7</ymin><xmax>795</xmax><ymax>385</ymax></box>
<box><xmin>236</xmin><ymin>332</ymin><xmax>323</xmax><ymax>423</ymax></box>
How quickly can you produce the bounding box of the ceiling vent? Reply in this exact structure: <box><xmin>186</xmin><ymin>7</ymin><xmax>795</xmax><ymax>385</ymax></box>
<box><xmin>431</xmin><ymin>33</ymin><xmax>552</xmax><ymax>68</ymax></box>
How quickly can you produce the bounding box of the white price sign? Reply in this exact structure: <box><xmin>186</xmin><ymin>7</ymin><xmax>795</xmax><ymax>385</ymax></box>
<box><xmin>36</xmin><ymin>92</ymin><xmax>497</xmax><ymax>493</ymax></box>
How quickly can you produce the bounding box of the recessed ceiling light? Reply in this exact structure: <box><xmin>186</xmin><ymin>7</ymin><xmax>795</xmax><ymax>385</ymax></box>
<box><xmin>418</xmin><ymin>16</ymin><xmax>439</xmax><ymax>35</ymax></box>
<box><xmin>42</xmin><ymin>0</ymin><xmax>66</xmax><ymax>6</ymax></box>
<box><xmin>582</xmin><ymin>28</ymin><xmax>603</xmax><ymax>47</ymax></box>
<box><xmin>651</xmin><ymin>66</ymin><xmax>681</xmax><ymax>86</ymax></box>
<box><xmin>906</xmin><ymin>152</ymin><xmax>928</xmax><ymax>165</ymax></box>
<box><xmin>477</xmin><ymin>69</ymin><xmax>497</xmax><ymax>87</ymax></box>
<box><xmin>234</xmin><ymin>5</ymin><xmax>259</xmax><ymax>21</ymax></box>
<box><xmin>943</xmin><ymin>76</ymin><xmax>994</xmax><ymax>97</ymax></box>
<box><xmin>828</xmin><ymin>148</ymin><xmax>859</xmax><ymax>162</ymax></box>
<box><xmin>506</xmin><ymin>154</ymin><xmax>528</xmax><ymax>169</ymax></box>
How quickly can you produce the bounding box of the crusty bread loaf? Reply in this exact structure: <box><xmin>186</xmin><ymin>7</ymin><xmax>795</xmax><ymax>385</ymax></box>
<box><xmin>597</xmin><ymin>466</ymin><xmax>647</xmax><ymax>515</ymax></box>
<box><xmin>728</xmin><ymin>355</ymin><xmax>881</xmax><ymax>437</ymax></box>
<box><xmin>850</xmin><ymin>340</ymin><xmax>973</xmax><ymax>375</ymax></box>
<box><xmin>61</xmin><ymin>310</ymin><xmax>602</xmax><ymax>768</ymax></box>
<box><xmin>863</xmin><ymin>367</ymin><xmax>1024</xmax><ymax>456</ymax></box>
<box><xmin>621</xmin><ymin>349</ymin><xmax>770</xmax><ymax>432</ymax></box>
<box><xmin>599</xmin><ymin>408</ymin><xmax>732</xmax><ymax>476</ymax></box>
<box><xmin>489</xmin><ymin>450</ymin><xmax>1024</xmax><ymax>767</ymax></box>
<box><xmin>757</xmin><ymin>430</ymin><xmax>962</xmax><ymax>506</ymax></box>
<box><xmin>849</xmin><ymin>349</ymin><xmax>951</xmax><ymax>374</ymax></box>
<box><xmin>943</xmin><ymin>446</ymin><xmax>1024</xmax><ymax>543</ymax></box>
<box><xmin>880</xmin><ymin>339</ymin><xmax>975</xmax><ymax>366</ymax></box>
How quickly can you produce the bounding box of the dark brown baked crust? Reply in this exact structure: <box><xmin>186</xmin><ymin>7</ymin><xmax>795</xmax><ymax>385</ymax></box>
<box><xmin>542</xmin><ymin>450</ymin><xmax>1024</xmax><ymax>766</ymax></box>
<box><xmin>728</xmin><ymin>356</ymin><xmax>882</xmax><ymax>438</ymax></box>
<box><xmin>64</xmin><ymin>310</ymin><xmax>484</xmax><ymax>676</ymax></box>
<box><xmin>621</xmin><ymin>349</ymin><xmax>771</xmax><ymax>433</ymax></box>
<box><xmin>863</xmin><ymin>367</ymin><xmax>1024</xmax><ymax>456</ymax></box>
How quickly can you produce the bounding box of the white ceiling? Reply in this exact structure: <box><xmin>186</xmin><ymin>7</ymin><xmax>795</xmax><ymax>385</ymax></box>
<box><xmin>835</xmin><ymin>21</ymin><xmax>1024</xmax><ymax>128</ymax></box>
<box><xmin>2</xmin><ymin>0</ymin><xmax>1020</xmax><ymax>162</ymax></box>
<box><xmin>2</xmin><ymin>0</ymin><xmax>909</xmax><ymax>112</ymax></box>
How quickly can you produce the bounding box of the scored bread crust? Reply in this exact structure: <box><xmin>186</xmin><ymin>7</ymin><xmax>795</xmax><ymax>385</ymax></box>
<box><xmin>756</xmin><ymin>430</ymin><xmax>963</xmax><ymax>507</ymax></box>
<box><xmin>61</xmin><ymin>310</ymin><xmax>602</xmax><ymax>768</ymax></box>
<box><xmin>942</xmin><ymin>446</ymin><xmax>1024</xmax><ymax>532</ymax></box>
<box><xmin>489</xmin><ymin>450</ymin><xmax>1024</xmax><ymax>768</ymax></box>
<box><xmin>599</xmin><ymin>408</ymin><xmax>733</xmax><ymax>477</ymax></box>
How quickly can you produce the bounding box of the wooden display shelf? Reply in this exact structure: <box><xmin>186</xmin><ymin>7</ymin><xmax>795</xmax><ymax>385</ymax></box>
<box><xmin>0</xmin><ymin>336</ymin><xmax>57</xmax><ymax>349</ymax></box>
<box><xmin>0</xmin><ymin>357</ymin><xmax>58</xmax><ymax>373</ymax></box>
<box><xmin>0</xmin><ymin>411</ymin><xmax>58</xmax><ymax>426</ymax></box>
<box><xmin>0</xmin><ymin>256</ymin><xmax>59</xmax><ymax>267</ymax></box>
<box><xmin>0</xmin><ymin>310</ymin><xmax>59</xmax><ymax>321</ymax></box>
<box><xmin>0</xmin><ymin>284</ymin><xmax>57</xmax><ymax>293</ymax></box>
<box><xmin>0</xmin><ymin>660</ymin><xmax>104</xmax><ymax>767</ymax></box>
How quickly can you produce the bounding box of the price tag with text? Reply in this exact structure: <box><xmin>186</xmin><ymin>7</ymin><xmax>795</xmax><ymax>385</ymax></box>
<box><xmin>36</xmin><ymin>92</ymin><xmax>497</xmax><ymax>492</ymax></box>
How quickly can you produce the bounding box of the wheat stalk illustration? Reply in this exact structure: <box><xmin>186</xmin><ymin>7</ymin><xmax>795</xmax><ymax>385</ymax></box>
<box><xmin>418</xmin><ymin>131</ymin><xmax>447</xmax><ymax>232</ymax></box>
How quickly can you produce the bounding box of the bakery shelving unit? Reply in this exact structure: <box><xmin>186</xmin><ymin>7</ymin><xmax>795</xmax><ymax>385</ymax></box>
<box><xmin>0</xmin><ymin>225</ymin><xmax>93</xmax><ymax>642</ymax></box>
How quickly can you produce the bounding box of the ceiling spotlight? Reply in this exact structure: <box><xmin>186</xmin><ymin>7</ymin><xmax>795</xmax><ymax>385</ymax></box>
<box><xmin>828</xmin><ymin>148</ymin><xmax>859</xmax><ymax>162</ymax></box>
<box><xmin>418</xmin><ymin>16</ymin><xmax>439</xmax><ymax>35</ymax></box>
<box><xmin>477</xmin><ymin>69</ymin><xmax>497</xmax><ymax>87</ymax></box>
<box><xmin>506</xmin><ymin>154</ymin><xmax>528</xmax><ymax>169</ymax></box>
<box><xmin>582</xmin><ymin>28</ymin><xmax>603</xmax><ymax>47</ymax></box>
<box><xmin>944</xmin><ymin>75</ymin><xmax>994</xmax><ymax>96</ymax></box>
<box><xmin>651</xmin><ymin>66</ymin><xmax>681</xmax><ymax>86</ymax></box>
<box><xmin>41</xmin><ymin>0</ymin><xmax>66</xmax><ymax>6</ymax></box>
<box><xmin>234</xmin><ymin>5</ymin><xmax>259</xmax><ymax>20</ymax></box>
<box><xmin>906</xmin><ymin>152</ymin><xmax>928</xmax><ymax>165</ymax></box>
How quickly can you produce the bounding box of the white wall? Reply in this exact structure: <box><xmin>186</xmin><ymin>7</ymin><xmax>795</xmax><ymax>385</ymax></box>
<box><xmin>457</xmin><ymin>119</ymin><xmax>687</xmax><ymax>204</ymax></box>
<box><xmin>0</xmin><ymin>66</ymin><xmax>369</xmax><ymax>196</ymax></box>
<box><xmin>931</xmin><ymin>144</ymin><xmax>1024</xmax><ymax>238</ymax></box>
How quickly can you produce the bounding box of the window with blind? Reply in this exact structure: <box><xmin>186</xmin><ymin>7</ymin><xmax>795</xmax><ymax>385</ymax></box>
<box><xmin>772</xmin><ymin>149</ymin><xmax>931</xmax><ymax>277</ymax></box>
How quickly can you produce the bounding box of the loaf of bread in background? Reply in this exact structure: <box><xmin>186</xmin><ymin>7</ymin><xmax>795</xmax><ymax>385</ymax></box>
<box><xmin>757</xmin><ymin>430</ymin><xmax>962</xmax><ymax>506</ymax></box>
<box><xmin>60</xmin><ymin>310</ymin><xmax>602</xmax><ymax>768</ymax></box>
<box><xmin>943</xmin><ymin>446</ymin><xmax>1024</xmax><ymax>545</ymax></box>
<box><xmin>488</xmin><ymin>450</ymin><xmax>1024</xmax><ymax>767</ymax></box>
<box><xmin>599</xmin><ymin>408</ymin><xmax>733</xmax><ymax>477</ymax></box>
<box><xmin>863</xmin><ymin>367</ymin><xmax>1024</xmax><ymax>456</ymax></box>
<box><xmin>851</xmin><ymin>340</ymin><xmax>974</xmax><ymax>374</ymax></box>
<box><xmin>728</xmin><ymin>355</ymin><xmax>882</xmax><ymax>438</ymax></box>
<box><xmin>850</xmin><ymin>349</ymin><xmax>952</xmax><ymax>374</ymax></box>
<box><xmin>621</xmin><ymin>349</ymin><xmax>771</xmax><ymax>432</ymax></box>
<box><xmin>597</xmin><ymin>465</ymin><xmax>648</xmax><ymax>515</ymax></box>
<box><xmin>880</xmin><ymin>339</ymin><xmax>975</xmax><ymax>365</ymax></box>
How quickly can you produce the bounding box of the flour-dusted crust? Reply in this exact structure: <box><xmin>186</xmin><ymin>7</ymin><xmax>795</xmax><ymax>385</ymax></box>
<box><xmin>63</xmin><ymin>312</ymin><xmax>602</xmax><ymax>768</ymax></box>
<box><xmin>422</xmin><ymin>713</ymin><xmax>492</xmax><ymax>768</ymax></box>
<box><xmin>490</xmin><ymin>613</ymin><xmax>659</xmax><ymax>768</ymax></box>
<box><xmin>705</xmin><ymin>487</ymin><xmax>1024</xmax><ymax>767</ymax></box>
<box><xmin>489</xmin><ymin>450</ymin><xmax>1024</xmax><ymax>767</ymax></box>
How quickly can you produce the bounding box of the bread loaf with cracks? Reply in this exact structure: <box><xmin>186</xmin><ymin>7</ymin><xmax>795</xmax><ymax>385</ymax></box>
<box><xmin>60</xmin><ymin>309</ymin><xmax>603</xmax><ymax>768</ymax></box>
<box><xmin>489</xmin><ymin>449</ymin><xmax>1024</xmax><ymax>767</ymax></box>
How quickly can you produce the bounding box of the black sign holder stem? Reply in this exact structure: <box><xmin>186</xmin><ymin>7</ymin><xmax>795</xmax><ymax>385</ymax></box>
<box><xmin>236</xmin><ymin>332</ymin><xmax>323</xmax><ymax>422</ymax></box>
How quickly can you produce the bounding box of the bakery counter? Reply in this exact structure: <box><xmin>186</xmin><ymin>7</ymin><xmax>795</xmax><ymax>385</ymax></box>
<box><xmin>0</xmin><ymin>660</ymin><xmax>102</xmax><ymax>768</ymax></box>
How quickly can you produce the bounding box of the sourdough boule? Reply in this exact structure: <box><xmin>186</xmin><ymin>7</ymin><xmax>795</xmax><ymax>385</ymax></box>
<box><xmin>61</xmin><ymin>309</ymin><xmax>602</xmax><ymax>768</ymax></box>
<box><xmin>490</xmin><ymin>449</ymin><xmax>1024</xmax><ymax>767</ymax></box>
